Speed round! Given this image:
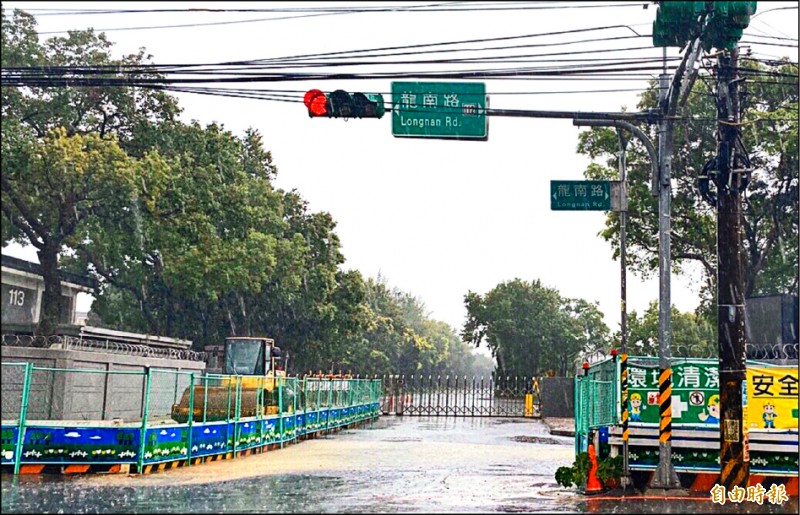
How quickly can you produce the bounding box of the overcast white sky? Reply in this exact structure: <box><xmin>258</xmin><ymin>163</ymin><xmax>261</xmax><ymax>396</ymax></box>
<box><xmin>3</xmin><ymin>2</ymin><xmax>798</xmax><ymax>353</ymax></box>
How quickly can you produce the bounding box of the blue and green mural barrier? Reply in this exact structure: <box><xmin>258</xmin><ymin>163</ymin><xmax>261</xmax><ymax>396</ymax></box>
<box><xmin>0</xmin><ymin>363</ymin><xmax>381</xmax><ymax>475</ymax></box>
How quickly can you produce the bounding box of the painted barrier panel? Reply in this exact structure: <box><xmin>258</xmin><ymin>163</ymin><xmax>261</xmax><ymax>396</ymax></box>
<box><xmin>609</xmin><ymin>425</ymin><xmax>798</xmax><ymax>475</ymax></box>
<box><xmin>142</xmin><ymin>426</ymin><xmax>190</xmax><ymax>463</ymax></box>
<box><xmin>627</xmin><ymin>360</ymin><xmax>719</xmax><ymax>425</ymax></box>
<box><xmin>1</xmin><ymin>427</ymin><xmax>19</xmax><ymax>464</ymax></box>
<box><xmin>235</xmin><ymin>420</ymin><xmax>261</xmax><ymax>449</ymax></box>
<box><xmin>190</xmin><ymin>422</ymin><xmax>228</xmax><ymax>457</ymax></box>
<box><xmin>626</xmin><ymin>360</ymin><xmax>799</xmax><ymax>430</ymax></box>
<box><xmin>19</xmin><ymin>426</ymin><xmax>140</xmax><ymax>463</ymax></box>
<box><xmin>746</xmin><ymin>365</ymin><xmax>799</xmax><ymax>430</ymax></box>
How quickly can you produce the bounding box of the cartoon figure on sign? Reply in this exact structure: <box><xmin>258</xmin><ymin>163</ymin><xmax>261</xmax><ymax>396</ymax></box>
<box><xmin>698</xmin><ymin>394</ymin><xmax>720</xmax><ymax>424</ymax></box>
<box><xmin>629</xmin><ymin>393</ymin><xmax>644</xmax><ymax>422</ymax></box>
<box><xmin>762</xmin><ymin>403</ymin><xmax>777</xmax><ymax>429</ymax></box>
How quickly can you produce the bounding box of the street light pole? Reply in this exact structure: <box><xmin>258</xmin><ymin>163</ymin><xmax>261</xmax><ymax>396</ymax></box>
<box><xmin>617</xmin><ymin>127</ymin><xmax>632</xmax><ymax>490</ymax></box>
<box><xmin>573</xmin><ymin>118</ymin><xmax>658</xmax><ymax>493</ymax></box>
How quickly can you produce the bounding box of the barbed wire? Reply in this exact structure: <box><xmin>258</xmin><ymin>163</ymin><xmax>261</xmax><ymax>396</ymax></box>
<box><xmin>1</xmin><ymin>334</ymin><xmax>207</xmax><ymax>362</ymax></box>
<box><xmin>625</xmin><ymin>342</ymin><xmax>799</xmax><ymax>361</ymax></box>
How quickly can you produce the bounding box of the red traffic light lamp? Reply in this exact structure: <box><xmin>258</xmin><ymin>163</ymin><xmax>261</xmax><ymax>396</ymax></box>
<box><xmin>304</xmin><ymin>89</ymin><xmax>328</xmax><ymax>117</ymax></box>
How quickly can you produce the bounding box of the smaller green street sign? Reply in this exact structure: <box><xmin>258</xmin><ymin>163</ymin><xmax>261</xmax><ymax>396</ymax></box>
<box><xmin>551</xmin><ymin>180</ymin><xmax>612</xmax><ymax>211</ymax></box>
<box><xmin>391</xmin><ymin>81</ymin><xmax>488</xmax><ymax>140</ymax></box>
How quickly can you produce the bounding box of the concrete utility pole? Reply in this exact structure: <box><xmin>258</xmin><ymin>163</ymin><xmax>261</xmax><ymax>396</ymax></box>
<box><xmin>715</xmin><ymin>47</ymin><xmax>749</xmax><ymax>490</ymax></box>
<box><xmin>648</xmin><ymin>50</ymin><xmax>681</xmax><ymax>491</ymax></box>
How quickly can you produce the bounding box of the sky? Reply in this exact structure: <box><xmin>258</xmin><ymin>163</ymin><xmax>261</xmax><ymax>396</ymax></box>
<box><xmin>2</xmin><ymin>1</ymin><xmax>798</xmax><ymax>355</ymax></box>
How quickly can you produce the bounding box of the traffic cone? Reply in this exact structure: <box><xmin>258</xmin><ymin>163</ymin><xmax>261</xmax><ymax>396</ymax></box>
<box><xmin>585</xmin><ymin>443</ymin><xmax>604</xmax><ymax>494</ymax></box>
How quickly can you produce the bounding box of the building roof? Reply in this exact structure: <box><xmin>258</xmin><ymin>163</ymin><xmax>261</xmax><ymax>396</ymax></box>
<box><xmin>1</xmin><ymin>254</ymin><xmax>98</xmax><ymax>290</ymax></box>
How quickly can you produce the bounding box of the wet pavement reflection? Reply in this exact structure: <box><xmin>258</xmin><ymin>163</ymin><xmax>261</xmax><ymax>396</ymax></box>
<box><xmin>2</xmin><ymin>417</ymin><xmax>797</xmax><ymax>513</ymax></box>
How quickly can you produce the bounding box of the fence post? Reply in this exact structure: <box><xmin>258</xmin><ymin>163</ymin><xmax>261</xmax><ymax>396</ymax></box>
<box><xmin>326</xmin><ymin>378</ymin><xmax>332</xmax><ymax>433</ymax></box>
<box><xmin>233</xmin><ymin>376</ymin><xmax>241</xmax><ymax>457</ymax></box>
<box><xmin>316</xmin><ymin>378</ymin><xmax>321</xmax><ymax>431</ymax></box>
<box><xmin>202</xmin><ymin>374</ymin><xmax>208</xmax><ymax>424</ymax></box>
<box><xmin>13</xmin><ymin>362</ymin><xmax>33</xmax><ymax>475</ymax></box>
<box><xmin>225</xmin><ymin>375</ymin><xmax>232</xmax><ymax>456</ymax></box>
<box><xmin>278</xmin><ymin>376</ymin><xmax>284</xmax><ymax>448</ymax></box>
<box><xmin>137</xmin><ymin>367</ymin><xmax>152</xmax><ymax>474</ymax></box>
<box><xmin>187</xmin><ymin>372</ymin><xmax>194</xmax><ymax>466</ymax></box>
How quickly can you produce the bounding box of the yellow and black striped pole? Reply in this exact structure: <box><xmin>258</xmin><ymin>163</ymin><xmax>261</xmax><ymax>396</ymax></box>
<box><xmin>620</xmin><ymin>352</ymin><xmax>631</xmax><ymax>487</ymax></box>
<box><xmin>658</xmin><ymin>368</ymin><xmax>672</xmax><ymax>445</ymax></box>
<box><xmin>649</xmin><ymin>365</ymin><xmax>680</xmax><ymax>488</ymax></box>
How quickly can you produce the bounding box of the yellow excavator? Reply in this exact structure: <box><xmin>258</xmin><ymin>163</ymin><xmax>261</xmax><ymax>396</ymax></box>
<box><xmin>171</xmin><ymin>337</ymin><xmax>290</xmax><ymax>423</ymax></box>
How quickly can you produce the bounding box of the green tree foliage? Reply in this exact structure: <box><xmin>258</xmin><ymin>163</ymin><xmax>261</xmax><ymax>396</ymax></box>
<box><xmin>462</xmin><ymin>279</ymin><xmax>610</xmax><ymax>377</ymax></box>
<box><xmin>1</xmin><ymin>8</ymin><xmax>178</xmax><ymax>334</ymax></box>
<box><xmin>1</xmin><ymin>128</ymin><xmax>156</xmax><ymax>335</ymax></box>
<box><xmin>626</xmin><ymin>301</ymin><xmax>716</xmax><ymax>358</ymax></box>
<box><xmin>577</xmin><ymin>59</ymin><xmax>798</xmax><ymax>319</ymax></box>
<box><xmin>336</xmin><ymin>277</ymin><xmax>491</xmax><ymax>377</ymax></box>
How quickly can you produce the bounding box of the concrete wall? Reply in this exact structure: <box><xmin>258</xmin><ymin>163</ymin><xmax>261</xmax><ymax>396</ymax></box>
<box><xmin>1</xmin><ymin>346</ymin><xmax>205</xmax><ymax>423</ymax></box>
<box><xmin>540</xmin><ymin>377</ymin><xmax>575</xmax><ymax>418</ymax></box>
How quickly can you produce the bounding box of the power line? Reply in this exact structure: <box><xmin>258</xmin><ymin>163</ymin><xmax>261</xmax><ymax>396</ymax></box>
<box><xmin>31</xmin><ymin>3</ymin><xmax>652</xmax><ymax>34</ymax></box>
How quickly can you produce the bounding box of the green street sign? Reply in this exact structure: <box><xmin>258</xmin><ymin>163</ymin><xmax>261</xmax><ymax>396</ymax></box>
<box><xmin>551</xmin><ymin>180</ymin><xmax>612</xmax><ymax>211</ymax></box>
<box><xmin>391</xmin><ymin>82</ymin><xmax>488</xmax><ymax>140</ymax></box>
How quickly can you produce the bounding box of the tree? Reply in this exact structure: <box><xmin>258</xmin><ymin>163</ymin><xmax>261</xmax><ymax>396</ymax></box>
<box><xmin>1</xmin><ymin>128</ymin><xmax>154</xmax><ymax>335</ymax></box>
<box><xmin>578</xmin><ymin>59</ymin><xmax>798</xmax><ymax>319</ymax></box>
<box><xmin>626</xmin><ymin>301</ymin><xmax>716</xmax><ymax>358</ymax></box>
<box><xmin>462</xmin><ymin>279</ymin><xmax>610</xmax><ymax>377</ymax></box>
<box><xmin>1</xmin><ymin>8</ymin><xmax>179</xmax><ymax>335</ymax></box>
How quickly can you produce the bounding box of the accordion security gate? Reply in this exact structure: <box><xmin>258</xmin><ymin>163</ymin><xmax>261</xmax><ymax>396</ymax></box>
<box><xmin>380</xmin><ymin>375</ymin><xmax>538</xmax><ymax>417</ymax></box>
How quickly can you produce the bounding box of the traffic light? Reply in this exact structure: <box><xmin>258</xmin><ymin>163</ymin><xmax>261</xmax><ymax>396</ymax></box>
<box><xmin>652</xmin><ymin>1</ymin><xmax>757</xmax><ymax>50</ymax></box>
<box><xmin>303</xmin><ymin>89</ymin><xmax>385</xmax><ymax>119</ymax></box>
<box><xmin>702</xmin><ymin>1</ymin><xmax>757</xmax><ymax>51</ymax></box>
<box><xmin>652</xmin><ymin>1</ymin><xmax>705</xmax><ymax>48</ymax></box>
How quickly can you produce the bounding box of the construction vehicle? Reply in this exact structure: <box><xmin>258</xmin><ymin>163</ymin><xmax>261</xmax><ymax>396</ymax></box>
<box><xmin>171</xmin><ymin>337</ymin><xmax>291</xmax><ymax>423</ymax></box>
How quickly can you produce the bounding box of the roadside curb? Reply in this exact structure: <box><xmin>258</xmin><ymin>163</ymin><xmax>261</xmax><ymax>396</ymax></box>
<box><xmin>542</xmin><ymin>417</ymin><xmax>575</xmax><ymax>437</ymax></box>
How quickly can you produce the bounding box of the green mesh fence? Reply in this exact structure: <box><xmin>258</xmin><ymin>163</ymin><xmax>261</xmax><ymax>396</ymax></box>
<box><xmin>574</xmin><ymin>356</ymin><xmax>621</xmax><ymax>453</ymax></box>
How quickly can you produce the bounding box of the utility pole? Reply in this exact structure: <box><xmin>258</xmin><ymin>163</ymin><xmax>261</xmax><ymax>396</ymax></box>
<box><xmin>715</xmin><ymin>47</ymin><xmax>749</xmax><ymax>490</ymax></box>
<box><xmin>650</xmin><ymin>0</ymin><xmax>758</xmax><ymax>494</ymax></box>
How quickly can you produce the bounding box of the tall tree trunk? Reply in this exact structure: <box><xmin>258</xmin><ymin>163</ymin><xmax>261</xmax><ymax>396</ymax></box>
<box><xmin>495</xmin><ymin>346</ymin><xmax>506</xmax><ymax>377</ymax></box>
<box><xmin>36</xmin><ymin>242</ymin><xmax>63</xmax><ymax>337</ymax></box>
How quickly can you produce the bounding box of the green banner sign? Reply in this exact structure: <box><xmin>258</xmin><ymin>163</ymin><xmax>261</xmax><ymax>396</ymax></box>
<box><xmin>627</xmin><ymin>361</ymin><xmax>719</xmax><ymax>425</ymax></box>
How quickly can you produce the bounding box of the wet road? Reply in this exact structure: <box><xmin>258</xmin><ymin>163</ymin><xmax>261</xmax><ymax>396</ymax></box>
<box><xmin>2</xmin><ymin>417</ymin><xmax>797</xmax><ymax>513</ymax></box>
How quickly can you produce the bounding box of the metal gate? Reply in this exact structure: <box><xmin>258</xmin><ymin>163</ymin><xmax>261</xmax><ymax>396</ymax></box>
<box><xmin>380</xmin><ymin>375</ymin><xmax>539</xmax><ymax>417</ymax></box>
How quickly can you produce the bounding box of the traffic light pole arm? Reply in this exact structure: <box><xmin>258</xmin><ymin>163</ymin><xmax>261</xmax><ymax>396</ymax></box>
<box><xmin>484</xmin><ymin>108</ymin><xmax>658</xmax><ymax>125</ymax></box>
<box><xmin>572</xmin><ymin>119</ymin><xmax>658</xmax><ymax>191</ymax></box>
